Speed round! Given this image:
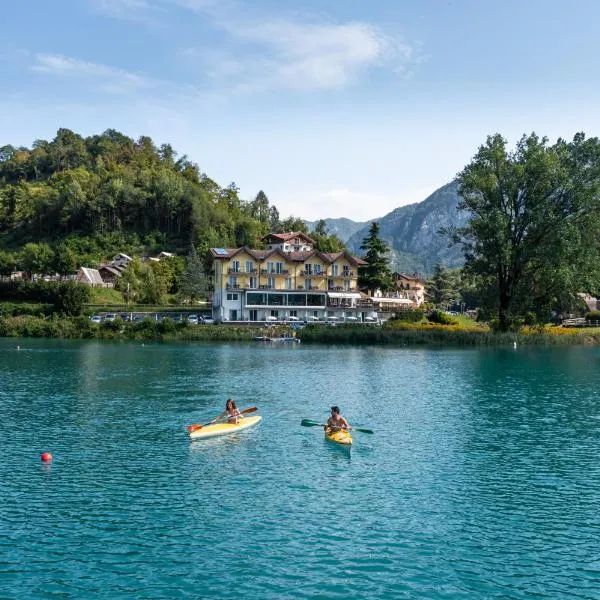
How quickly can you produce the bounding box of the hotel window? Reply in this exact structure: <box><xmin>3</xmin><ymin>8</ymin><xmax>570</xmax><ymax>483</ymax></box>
<box><xmin>289</xmin><ymin>310</ymin><xmax>297</xmax><ymax>317</ymax></box>
<box><xmin>231</xmin><ymin>260</ymin><xmax>240</xmax><ymax>272</ymax></box>
<box><xmin>245</xmin><ymin>260</ymin><xmax>254</xmax><ymax>273</ymax></box>
<box><xmin>305</xmin><ymin>264</ymin><xmax>313</xmax><ymax>275</ymax></box>
<box><xmin>249</xmin><ymin>309</ymin><xmax>258</xmax><ymax>321</ymax></box>
<box><xmin>267</xmin><ymin>277</ymin><xmax>275</xmax><ymax>288</ymax></box>
<box><xmin>343</xmin><ymin>280</ymin><xmax>350</xmax><ymax>291</ymax></box>
<box><xmin>267</xmin><ymin>261</ymin><xmax>275</xmax><ymax>273</ymax></box>
<box><xmin>285</xmin><ymin>277</ymin><xmax>292</xmax><ymax>290</ymax></box>
<box><xmin>314</xmin><ymin>264</ymin><xmax>322</xmax><ymax>275</ymax></box>
<box><xmin>331</xmin><ymin>264</ymin><xmax>339</xmax><ymax>276</ymax></box>
<box><xmin>249</xmin><ymin>277</ymin><xmax>258</xmax><ymax>289</ymax></box>
<box><xmin>276</xmin><ymin>262</ymin><xmax>284</xmax><ymax>274</ymax></box>
<box><xmin>228</xmin><ymin>276</ymin><xmax>238</xmax><ymax>288</ymax></box>
<box><xmin>342</xmin><ymin>265</ymin><xmax>350</xmax><ymax>276</ymax></box>
<box><xmin>226</xmin><ymin>293</ymin><xmax>239</xmax><ymax>301</ymax></box>
<box><xmin>304</xmin><ymin>278</ymin><xmax>312</xmax><ymax>290</ymax></box>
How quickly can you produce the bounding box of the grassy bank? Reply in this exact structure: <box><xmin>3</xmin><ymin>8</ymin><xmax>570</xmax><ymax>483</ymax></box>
<box><xmin>1</xmin><ymin>314</ymin><xmax>600</xmax><ymax>346</ymax></box>
<box><xmin>299</xmin><ymin>323</ymin><xmax>600</xmax><ymax>346</ymax></box>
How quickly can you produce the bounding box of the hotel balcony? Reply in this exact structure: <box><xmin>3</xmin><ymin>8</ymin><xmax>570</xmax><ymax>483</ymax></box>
<box><xmin>228</xmin><ymin>268</ymin><xmax>258</xmax><ymax>274</ymax></box>
<box><xmin>260</xmin><ymin>268</ymin><xmax>290</xmax><ymax>275</ymax></box>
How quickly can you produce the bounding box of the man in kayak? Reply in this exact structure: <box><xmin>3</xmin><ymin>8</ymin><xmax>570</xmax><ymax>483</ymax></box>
<box><xmin>215</xmin><ymin>399</ymin><xmax>242</xmax><ymax>424</ymax></box>
<box><xmin>325</xmin><ymin>406</ymin><xmax>350</xmax><ymax>431</ymax></box>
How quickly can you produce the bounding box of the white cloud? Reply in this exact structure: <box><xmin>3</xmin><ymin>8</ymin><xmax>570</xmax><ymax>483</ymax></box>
<box><xmin>196</xmin><ymin>17</ymin><xmax>413</xmax><ymax>92</ymax></box>
<box><xmin>91</xmin><ymin>0</ymin><xmax>416</xmax><ymax>92</ymax></box>
<box><xmin>31</xmin><ymin>53</ymin><xmax>153</xmax><ymax>94</ymax></box>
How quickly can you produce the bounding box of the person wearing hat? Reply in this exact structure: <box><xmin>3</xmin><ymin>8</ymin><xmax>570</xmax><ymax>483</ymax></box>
<box><xmin>325</xmin><ymin>406</ymin><xmax>350</xmax><ymax>432</ymax></box>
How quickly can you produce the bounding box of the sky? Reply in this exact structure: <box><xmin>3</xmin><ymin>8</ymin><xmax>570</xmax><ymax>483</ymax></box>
<box><xmin>2</xmin><ymin>0</ymin><xmax>600</xmax><ymax>221</ymax></box>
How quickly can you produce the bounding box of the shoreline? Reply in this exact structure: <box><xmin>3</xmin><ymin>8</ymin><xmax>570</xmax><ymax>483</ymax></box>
<box><xmin>1</xmin><ymin>315</ymin><xmax>600</xmax><ymax>346</ymax></box>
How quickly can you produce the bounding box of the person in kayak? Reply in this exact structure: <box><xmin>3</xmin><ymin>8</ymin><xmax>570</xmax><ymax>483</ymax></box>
<box><xmin>325</xmin><ymin>406</ymin><xmax>350</xmax><ymax>432</ymax></box>
<box><xmin>215</xmin><ymin>399</ymin><xmax>242</xmax><ymax>424</ymax></box>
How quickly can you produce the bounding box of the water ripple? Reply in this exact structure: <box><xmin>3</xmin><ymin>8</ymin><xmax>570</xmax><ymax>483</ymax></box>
<box><xmin>1</xmin><ymin>341</ymin><xmax>600</xmax><ymax>598</ymax></box>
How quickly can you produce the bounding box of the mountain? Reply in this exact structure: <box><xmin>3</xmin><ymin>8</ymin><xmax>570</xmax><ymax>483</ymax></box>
<box><xmin>345</xmin><ymin>181</ymin><xmax>467</xmax><ymax>275</ymax></box>
<box><xmin>305</xmin><ymin>217</ymin><xmax>371</xmax><ymax>243</ymax></box>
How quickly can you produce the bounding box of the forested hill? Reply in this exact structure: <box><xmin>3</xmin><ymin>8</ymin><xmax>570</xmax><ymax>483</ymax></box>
<box><xmin>345</xmin><ymin>181</ymin><xmax>468</xmax><ymax>275</ymax></box>
<box><xmin>0</xmin><ymin>128</ymin><xmax>303</xmax><ymax>265</ymax></box>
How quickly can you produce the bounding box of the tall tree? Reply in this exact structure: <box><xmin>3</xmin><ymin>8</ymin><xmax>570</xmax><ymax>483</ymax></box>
<box><xmin>311</xmin><ymin>220</ymin><xmax>345</xmax><ymax>252</ymax></box>
<box><xmin>427</xmin><ymin>264</ymin><xmax>455</xmax><ymax>308</ymax></box>
<box><xmin>358</xmin><ymin>222</ymin><xmax>393</xmax><ymax>293</ymax></box>
<box><xmin>454</xmin><ymin>132</ymin><xmax>600</xmax><ymax>330</ymax></box>
<box><xmin>179</xmin><ymin>245</ymin><xmax>209</xmax><ymax>303</ymax></box>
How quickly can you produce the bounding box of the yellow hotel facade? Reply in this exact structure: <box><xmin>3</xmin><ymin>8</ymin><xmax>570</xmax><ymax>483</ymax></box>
<box><xmin>210</xmin><ymin>232</ymin><xmax>370</xmax><ymax>323</ymax></box>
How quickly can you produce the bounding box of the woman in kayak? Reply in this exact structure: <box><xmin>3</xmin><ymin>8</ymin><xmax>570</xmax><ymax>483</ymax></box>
<box><xmin>216</xmin><ymin>399</ymin><xmax>242</xmax><ymax>424</ymax></box>
<box><xmin>325</xmin><ymin>406</ymin><xmax>350</xmax><ymax>431</ymax></box>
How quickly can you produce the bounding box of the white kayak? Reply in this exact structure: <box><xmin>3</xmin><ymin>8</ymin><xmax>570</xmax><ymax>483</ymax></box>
<box><xmin>189</xmin><ymin>415</ymin><xmax>262</xmax><ymax>440</ymax></box>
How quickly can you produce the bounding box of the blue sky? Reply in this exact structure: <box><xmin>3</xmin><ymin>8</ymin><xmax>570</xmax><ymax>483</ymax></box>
<box><xmin>1</xmin><ymin>0</ymin><xmax>600</xmax><ymax>221</ymax></box>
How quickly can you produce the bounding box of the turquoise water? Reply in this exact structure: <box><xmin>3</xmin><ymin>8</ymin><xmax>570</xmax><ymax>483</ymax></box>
<box><xmin>1</xmin><ymin>339</ymin><xmax>600</xmax><ymax>599</ymax></box>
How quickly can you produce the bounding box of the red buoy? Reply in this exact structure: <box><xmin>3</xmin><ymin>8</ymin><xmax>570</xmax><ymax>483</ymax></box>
<box><xmin>41</xmin><ymin>452</ymin><xmax>53</xmax><ymax>462</ymax></box>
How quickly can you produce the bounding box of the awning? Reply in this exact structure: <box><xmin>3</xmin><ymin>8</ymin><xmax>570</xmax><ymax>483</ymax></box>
<box><xmin>327</xmin><ymin>292</ymin><xmax>361</xmax><ymax>299</ymax></box>
<box><xmin>373</xmin><ymin>297</ymin><xmax>412</xmax><ymax>304</ymax></box>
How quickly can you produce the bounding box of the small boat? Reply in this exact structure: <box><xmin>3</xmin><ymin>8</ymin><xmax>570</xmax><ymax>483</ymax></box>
<box><xmin>189</xmin><ymin>415</ymin><xmax>262</xmax><ymax>440</ymax></box>
<box><xmin>324</xmin><ymin>426</ymin><xmax>352</xmax><ymax>447</ymax></box>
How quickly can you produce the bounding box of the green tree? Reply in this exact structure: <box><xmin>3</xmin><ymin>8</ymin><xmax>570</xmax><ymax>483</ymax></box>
<box><xmin>117</xmin><ymin>258</ymin><xmax>143</xmax><ymax>304</ymax></box>
<box><xmin>0</xmin><ymin>250</ymin><xmax>17</xmax><ymax>278</ymax></box>
<box><xmin>358</xmin><ymin>222</ymin><xmax>393</xmax><ymax>293</ymax></box>
<box><xmin>311</xmin><ymin>220</ymin><xmax>345</xmax><ymax>252</ymax></box>
<box><xmin>20</xmin><ymin>243</ymin><xmax>55</xmax><ymax>278</ymax></box>
<box><xmin>179</xmin><ymin>245</ymin><xmax>209</xmax><ymax>303</ymax></box>
<box><xmin>427</xmin><ymin>264</ymin><xmax>455</xmax><ymax>308</ymax></box>
<box><xmin>54</xmin><ymin>243</ymin><xmax>78</xmax><ymax>277</ymax></box>
<box><xmin>454</xmin><ymin>132</ymin><xmax>600</xmax><ymax>331</ymax></box>
<box><xmin>54</xmin><ymin>281</ymin><xmax>91</xmax><ymax>316</ymax></box>
<box><xmin>279</xmin><ymin>216</ymin><xmax>309</xmax><ymax>234</ymax></box>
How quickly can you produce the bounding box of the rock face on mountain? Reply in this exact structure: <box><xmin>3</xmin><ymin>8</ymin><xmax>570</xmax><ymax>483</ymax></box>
<box><xmin>305</xmin><ymin>217</ymin><xmax>370</xmax><ymax>243</ymax></box>
<box><xmin>345</xmin><ymin>181</ymin><xmax>468</xmax><ymax>275</ymax></box>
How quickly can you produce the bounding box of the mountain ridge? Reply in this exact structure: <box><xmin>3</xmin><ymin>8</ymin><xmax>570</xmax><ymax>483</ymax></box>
<box><xmin>308</xmin><ymin>181</ymin><xmax>466</xmax><ymax>276</ymax></box>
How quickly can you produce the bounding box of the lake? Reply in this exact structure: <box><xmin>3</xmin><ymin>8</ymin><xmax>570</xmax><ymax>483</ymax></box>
<box><xmin>1</xmin><ymin>339</ymin><xmax>599</xmax><ymax>599</ymax></box>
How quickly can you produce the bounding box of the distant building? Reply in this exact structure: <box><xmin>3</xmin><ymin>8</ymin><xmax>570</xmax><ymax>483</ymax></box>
<box><xmin>209</xmin><ymin>233</ymin><xmax>367</xmax><ymax>322</ymax></box>
<box><xmin>392</xmin><ymin>272</ymin><xmax>426</xmax><ymax>307</ymax></box>
<box><xmin>98</xmin><ymin>265</ymin><xmax>123</xmax><ymax>286</ymax></box>
<box><xmin>76</xmin><ymin>267</ymin><xmax>105</xmax><ymax>287</ymax></box>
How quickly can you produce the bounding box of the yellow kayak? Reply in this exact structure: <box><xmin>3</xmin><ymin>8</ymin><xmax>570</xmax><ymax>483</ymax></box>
<box><xmin>325</xmin><ymin>427</ymin><xmax>352</xmax><ymax>446</ymax></box>
<box><xmin>189</xmin><ymin>415</ymin><xmax>262</xmax><ymax>440</ymax></box>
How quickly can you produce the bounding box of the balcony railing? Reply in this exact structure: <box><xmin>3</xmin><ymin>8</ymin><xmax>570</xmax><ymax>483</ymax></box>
<box><xmin>260</xmin><ymin>269</ymin><xmax>290</xmax><ymax>275</ymax></box>
<box><xmin>229</xmin><ymin>267</ymin><xmax>257</xmax><ymax>274</ymax></box>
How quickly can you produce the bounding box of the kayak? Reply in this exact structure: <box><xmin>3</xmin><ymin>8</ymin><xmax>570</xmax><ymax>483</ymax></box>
<box><xmin>325</xmin><ymin>427</ymin><xmax>352</xmax><ymax>446</ymax></box>
<box><xmin>189</xmin><ymin>415</ymin><xmax>262</xmax><ymax>440</ymax></box>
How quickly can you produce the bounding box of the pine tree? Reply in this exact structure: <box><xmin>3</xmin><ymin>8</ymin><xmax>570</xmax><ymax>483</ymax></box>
<box><xmin>358</xmin><ymin>222</ymin><xmax>393</xmax><ymax>293</ymax></box>
<box><xmin>427</xmin><ymin>264</ymin><xmax>455</xmax><ymax>308</ymax></box>
<box><xmin>179</xmin><ymin>245</ymin><xmax>209</xmax><ymax>303</ymax></box>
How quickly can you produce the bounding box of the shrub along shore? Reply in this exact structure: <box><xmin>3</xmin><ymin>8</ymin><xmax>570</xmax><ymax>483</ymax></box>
<box><xmin>1</xmin><ymin>314</ymin><xmax>600</xmax><ymax>346</ymax></box>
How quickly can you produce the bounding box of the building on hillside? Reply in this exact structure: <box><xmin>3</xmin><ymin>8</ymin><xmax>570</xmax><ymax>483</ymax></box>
<box><xmin>392</xmin><ymin>272</ymin><xmax>426</xmax><ymax>307</ymax></box>
<box><xmin>98</xmin><ymin>265</ymin><xmax>123</xmax><ymax>287</ymax></box>
<box><xmin>147</xmin><ymin>251</ymin><xmax>175</xmax><ymax>263</ymax></box>
<box><xmin>112</xmin><ymin>253</ymin><xmax>132</xmax><ymax>268</ymax></box>
<box><xmin>577</xmin><ymin>293</ymin><xmax>599</xmax><ymax>312</ymax></box>
<box><xmin>76</xmin><ymin>267</ymin><xmax>106</xmax><ymax>287</ymax></box>
<box><xmin>210</xmin><ymin>232</ymin><xmax>368</xmax><ymax>322</ymax></box>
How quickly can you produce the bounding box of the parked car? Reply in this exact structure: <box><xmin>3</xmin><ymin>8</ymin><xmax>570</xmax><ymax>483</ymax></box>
<box><xmin>201</xmin><ymin>316</ymin><xmax>215</xmax><ymax>324</ymax></box>
<box><xmin>90</xmin><ymin>315</ymin><xmax>102</xmax><ymax>324</ymax></box>
<box><xmin>104</xmin><ymin>313</ymin><xmax>116</xmax><ymax>322</ymax></box>
<box><xmin>187</xmin><ymin>314</ymin><xmax>199</xmax><ymax>325</ymax></box>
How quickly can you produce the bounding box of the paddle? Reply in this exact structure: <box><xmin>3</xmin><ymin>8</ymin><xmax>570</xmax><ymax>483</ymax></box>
<box><xmin>187</xmin><ymin>406</ymin><xmax>258</xmax><ymax>433</ymax></box>
<box><xmin>300</xmin><ymin>418</ymin><xmax>373</xmax><ymax>434</ymax></box>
